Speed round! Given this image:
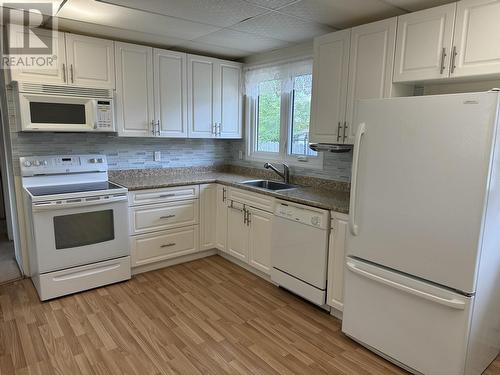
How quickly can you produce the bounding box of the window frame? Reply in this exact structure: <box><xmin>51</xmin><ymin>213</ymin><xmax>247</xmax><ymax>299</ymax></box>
<box><xmin>246</xmin><ymin>64</ymin><xmax>323</xmax><ymax>169</ymax></box>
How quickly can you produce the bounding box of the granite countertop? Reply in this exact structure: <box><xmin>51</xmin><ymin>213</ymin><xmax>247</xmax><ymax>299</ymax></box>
<box><xmin>110</xmin><ymin>169</ymin><xmax>350</xmax><ymax>214</ymax></box>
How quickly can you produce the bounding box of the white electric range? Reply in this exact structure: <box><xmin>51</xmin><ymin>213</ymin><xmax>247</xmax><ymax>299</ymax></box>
<box><xmin>21</xmin><ymin>154</ymin><xmax>131</xmax><ymax>301</ymax></box>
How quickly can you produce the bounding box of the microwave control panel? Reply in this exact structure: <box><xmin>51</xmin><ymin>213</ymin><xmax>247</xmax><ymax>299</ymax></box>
<box><xmin>95</xmin><ymin>100</ymin><xmax>114</xmax><ymax>130</ymax></box>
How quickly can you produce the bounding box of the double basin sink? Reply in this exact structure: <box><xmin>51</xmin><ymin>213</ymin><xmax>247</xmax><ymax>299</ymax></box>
<box><xmin>240</xmin><ymin>179</ymin><xmax>297</xmax><ymax>191</ymax></box>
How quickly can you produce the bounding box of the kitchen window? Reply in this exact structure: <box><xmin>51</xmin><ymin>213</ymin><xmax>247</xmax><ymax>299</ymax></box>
<box><xmin>245</xmin><ymin>59</ymin><xmax>321</xmax><ymax>168</ymax></box>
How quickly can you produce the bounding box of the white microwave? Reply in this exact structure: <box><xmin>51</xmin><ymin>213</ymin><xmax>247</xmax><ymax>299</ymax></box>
<box><xmin>15</xmin><ymin>82</ymin><xmax>115</xmax><ymax>132</ymax></box>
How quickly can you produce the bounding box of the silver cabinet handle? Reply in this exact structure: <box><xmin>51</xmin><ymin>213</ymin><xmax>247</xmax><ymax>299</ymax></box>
<box><xmin>343</xmin><ymin>121</ymin><xmax>347</xmax><ymax>143</ymax></box>
<box><xmin>217</xmin><ymin>122</ymin><xmax>221</xmax><ymax>136</ymax></box>
<box><xmin>336</xmin><ymin>121</ymin><xmax>342</xmax><ymax>142</ymax></box>
<box><xmin>62</xmin><ymin>63</ymin><xmax>66</xmax><ymax>82</ymax></box>
<box><xmin>222</xmin><ymin>187</ymin><xmax>226</xmax><ymax>202</ymax></box>
<box><xmin>160</xmin><ymin>243</ymin><xmax>176</xmax><ymax>248</ymax></box>
<box><xmin>439</xmin><ymin>47</ymin><xmax>447</xmax><ymax>74</ymax></box>
<box><xmin>212</xmin><ymin>123</ymin><xmax>216</xmax><ymax>135</ymax></box>
<box><xmin>151</xmin><ymin>120</ymin><xmax>156</xmax><ymax>135</ymax></box>
<box><xmin>70</xmin><ymin>64</ymin><xmax>74</xmax><ymax>83</ymax></box>
<box><xmin>450</xmin><ymin>46</ymin><xmax>457</xmax><ymax>74</ymax></box>
<box><xmin>160</xmin><ymin>214</ymin><xmax>176</xmax><ymax>219</ymax></box>
<box><xmin>156</xmin><ymin>120</ymin><xmax>161</xmax><ymax>136</ymax></box>
<box><xmin>246</xmin><ymin>210</ymin><xmax>251</xmax><ymax>226</ymax></box>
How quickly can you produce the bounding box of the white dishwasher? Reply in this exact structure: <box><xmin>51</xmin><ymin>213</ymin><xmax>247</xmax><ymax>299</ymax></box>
<box><xmin>271</xmin><ymin>200</ymin><xmax>330</xmax><ymax>306</ymax></box>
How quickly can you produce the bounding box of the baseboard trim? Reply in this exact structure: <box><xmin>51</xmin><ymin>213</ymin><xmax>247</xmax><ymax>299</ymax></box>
<box><xmin>132</xmin><ymin>249</ymin><xmax>217</xmax><ymax>275</ymax></box>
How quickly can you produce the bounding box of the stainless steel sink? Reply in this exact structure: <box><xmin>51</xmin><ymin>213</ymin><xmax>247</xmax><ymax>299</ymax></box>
<box><xmin>240</xmin><ymin>180</ymin><xmax>297</xmax><ymax>191</ymax></box>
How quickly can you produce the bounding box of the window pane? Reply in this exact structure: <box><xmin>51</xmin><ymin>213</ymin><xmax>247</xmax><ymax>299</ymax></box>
<box><xmin>256</xmin><ymin>79</ymin><xmax>281</xmax><ymax>153</ymax></box>
<box><xmin>290</xmin><ymin>74</ymin><xmax>316</xmax><ymax>156</ymax></box>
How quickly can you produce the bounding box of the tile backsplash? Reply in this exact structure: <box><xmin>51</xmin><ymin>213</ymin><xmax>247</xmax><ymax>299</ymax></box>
<box><xmin>6</xmin><ymin>87</ymin><xmax>352</xmax><ymax>182</ymax></box>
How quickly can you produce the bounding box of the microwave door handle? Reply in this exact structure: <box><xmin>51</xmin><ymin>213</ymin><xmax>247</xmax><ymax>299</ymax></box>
<box><xmin>32</xmin><ymin>195</ymin><xmax>127</xmax><ymax>212</ymax></box>
<box><xmin>92</xmin><ymin>99</ymin><xmax>98</xmax><ymax>130</ymax></box>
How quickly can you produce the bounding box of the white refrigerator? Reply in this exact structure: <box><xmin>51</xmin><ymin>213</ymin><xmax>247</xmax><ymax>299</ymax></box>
<box><xmin>342</xmin><ymin>92</ymin><xmax>500</xmax><ymax>375</ymax></box>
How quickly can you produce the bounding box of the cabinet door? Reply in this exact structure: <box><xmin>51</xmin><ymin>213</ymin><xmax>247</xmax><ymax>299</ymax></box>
<box><xmin>327</xmin><ymin>215</ymin><xmax>348</xmax><ymax>311</ymax></box>
<box><xmin>452</xmin><ymin>0</ymin><xmax>500</xmax><ymax>78</ymax></box>
<box><xmin>309</xmin><ymin>29</ymin><xmax>350</xmax><ymax>144</ymax></box>
<box><xmin>345</xmin><ymin>18</ymin><xmax>397</xmax><ymax>144</ymax></box>
<box><xmin>227</xmin><ymin>204</ymin><xmax>249</xmax><ymax>262</ymax></box>
<box><xmin>115</xmin><ymin>42</ymin><xmax>154</xmax><ymax>137</ymax></box>
<box><xmin>154</xmin><ymin>49</ymin><xmax>188</xmax><ymax>138</ymax></box>
<box><xmin>187</xmin><ymin>55</ymin><xmax>216</xmax><ymax>138</ymax></box>
<box><xmin>394</xmin><ymin>3</ymin><xmax>456</xmax><ymax>82</ymax></box>
<box><xmin>215</xmin><ymin>185</ymin><xmax>228</xmax><ymax>252</ymax></box>
<box><xmin>200</xmin><ymin>184</ymin><xmax>217</xmax><ymax>250</ymax></box>
<box><xmin>8</xmin><ymin>29</ymin><xmax>67</xmax><ymax>85</ymax></box>
<box><xmin>216</xmin><ymin>62</ymin><xmax>243</xmax><ymax>139</ymax></box>
<box><xmin>248</xmin><ymin>208</ymin><xmax>273</xmax><ymax>274</ymax></box>
<box><xmin>65</xmin><ymin>34</ymin><xmax>115</xmax><ymax>89</ymax></box>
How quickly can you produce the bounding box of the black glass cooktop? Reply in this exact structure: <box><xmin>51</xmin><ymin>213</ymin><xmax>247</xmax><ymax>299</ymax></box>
<box><xmin>27</xmin><ymin>181</ymin><xmax>123</xmax><ymax>197</ymax></box>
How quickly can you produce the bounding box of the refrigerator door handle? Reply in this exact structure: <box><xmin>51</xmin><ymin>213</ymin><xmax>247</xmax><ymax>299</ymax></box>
<box><xmin>349</xmin><ymin>122</ymin><xmax>366</xmax><ymax>236</ymax></box>
<box><xmin>346</xmin><ymin>261</ymin><xmax>466</xmax><ymax>310</ymax></box>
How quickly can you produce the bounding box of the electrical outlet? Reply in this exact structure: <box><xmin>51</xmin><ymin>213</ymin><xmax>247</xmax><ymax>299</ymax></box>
<box><xmin>154</xmin><ymin>151</ymin><xmax>161</xmax><ymax>161</ymax></box>
<box><xmin>238</xmin><ymin>150</ymin><xmax>243</xmax><ymax>160</ymax></box>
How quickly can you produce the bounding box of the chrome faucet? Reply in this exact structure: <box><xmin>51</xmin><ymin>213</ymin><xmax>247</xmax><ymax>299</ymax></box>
<box><xmin>264</xmin><ymin>163</ymin><xmax>290</xmax><ymax>184</ymax></box>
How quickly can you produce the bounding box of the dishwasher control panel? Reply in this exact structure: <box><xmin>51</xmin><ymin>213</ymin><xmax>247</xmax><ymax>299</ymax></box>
<box><xmin>274</xmin><ymin>201</ymin><xmax>328</xmax><ymax>229</ymax></box>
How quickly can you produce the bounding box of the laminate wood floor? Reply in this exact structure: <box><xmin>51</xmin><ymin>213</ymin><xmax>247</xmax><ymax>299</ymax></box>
<box><xmin>0</xmin><ymin>255</ymin><xmax>498</xmax><ymax>375</ymax></box>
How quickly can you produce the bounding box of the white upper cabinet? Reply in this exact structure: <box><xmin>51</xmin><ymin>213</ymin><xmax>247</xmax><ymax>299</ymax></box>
<box><xmin>187</xmin><ymin>55</ymin><xmax>243</xmax><ymax>139</ymax></box>
<box><xmin>216</xmin><ymin>62</ymin><xmax>243</xmax><ymax>139</ymax></box>
<box><xmin>115</xmin><ymin>42</ymin><xmax>154</xmax><ymax>137</ymax></box>
<box><xmin>187</xmin><ymin>55</ymin><xmax>217</xmax><ymax>138</ymax></box>
<box><xmin>309</xmin><ymin>29</ymin><xmax>351</xmax><ymax>144</ymax></box>
<box><xmin>154</xmin><ymin>49</ymin><xmax>188</xmax><ymax>137</ymax></box>
<box><xmin>394</xmin><ymin>3</ymin><xmax>456</xmax><ymax>82</ymax></box>
<box><xmin>8</xmin><ymin>30</ymin><xmax>67</xmax><ymax>85</ymax></box>
<box><xmin>9</xmin><ymin>31</ymin><xmax>114</xmax><ymax>89</ymax></box>
<box><xmin>452</xmin><ymin>0</ymin><xmax>500</xmax><ymax>78</ymax></box>
<box><xmin>346</xmin><ymin>18</ymin><xmax>397</xmax><ymax>144</ymax></box>
<box><xmin>65</xmin><ymin>34</ymin><xmax>115</xmax><ymax>89</ymax></box>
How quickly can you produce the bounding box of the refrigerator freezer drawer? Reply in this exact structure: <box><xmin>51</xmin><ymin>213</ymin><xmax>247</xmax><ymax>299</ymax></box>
<box><xmin>342</xmin><ymin>257</ymin><xmax>473</xmax><ymax>375</ymax></box>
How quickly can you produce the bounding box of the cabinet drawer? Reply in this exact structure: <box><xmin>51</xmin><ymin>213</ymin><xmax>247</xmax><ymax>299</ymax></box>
<box><xmin>227</xmin><ymin>187</ymin><xmax>274</xmax><ymax>212</ymax></box>
<box><xmin>128</xmin><ymin>185</ymin><xmax>199</xmax><ymax>206</ymax></box>
<box><xmin>130</xmin><ymin>200</ymin><xmax>198</xmax><ymax>234</ymax></box>
<box><xmin>131</xmin><ymin>225</ymin><xmax>199</xmax><ymax>267</ymax></box>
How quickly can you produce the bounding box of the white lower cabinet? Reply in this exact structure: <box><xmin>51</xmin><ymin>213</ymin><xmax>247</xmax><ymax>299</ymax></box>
<box><xmin>128</xmin><ymin>185</ymin><xmax>201</xmax><ymax>270</ymax></box>
<box><xmin>247</xmin><ymin>207</ymin><xmax>273</xmax><ymax>274</ymax></box>
<box><xmin>225</xmin><ymin>191</ymin><xmax>274</xmax><ymax>275</ymax></box>
<box><xmin>131</xmin><ymin>226</ymin><xmax>199</xmax><ymax>267</ymax></box>
<box><xmin>200</xmin><ymin>184</ymin><xmax>217</xmax><ymax>250</ymax></box>
<box><xmin>215</xmin><ymin>185</ymin><xmax>228</xmax><ymax>252</ymax></box>
<box><xmin>327</xmin><ymin>212</ymin><xmax>349</xmax><ymax>311</ymax></box>
<box><xmin>227</xmin><ymin>202</ymin><xmax>249</xmax><ymax>262</ymax></box>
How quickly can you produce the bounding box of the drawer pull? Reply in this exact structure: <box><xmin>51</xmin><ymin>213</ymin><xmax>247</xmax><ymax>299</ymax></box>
<box><xmin>160</xmin><ymin>243</ymin><xmax>176</xmax><ymax>248</ymax></box>
<box><xmin>160</xmin><ymin>214</ymin><xmax>176</xmax><ymax>219</ymax></box>
<box><xmin>159</xmin><ymin>193</ymin><xmax>176</xmax><ymax>198</ymax></box>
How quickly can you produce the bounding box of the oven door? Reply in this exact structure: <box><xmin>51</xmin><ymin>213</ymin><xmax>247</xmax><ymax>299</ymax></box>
<box><xmin>31</xmin><ymin>195</ymin><xmax>129</xmax><ymax>273</ymax></box>
<box><xmin>19</xmin><ymin>93</ymin><xmax>96</xmax><ymax>132</ymax></box>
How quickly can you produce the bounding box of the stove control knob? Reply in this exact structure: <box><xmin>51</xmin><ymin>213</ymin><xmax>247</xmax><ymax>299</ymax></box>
<box><xmin>33</xmin><ymin>160</ymin><xmax>41</xmax><ymax>166</ymax></box>
<box><xmin>42</xmin><ymin>160</ymin><xmax>48</xmax><ymax>166</ymax></box>
<box><xmin>89</xmin><ymin>158</ymin><xmax>97</xmax><ymax>164</ymax></box>
<box><xmin>311</xmin><ymin>216</ymin><xmax>320</xmax><ymax>226</ymax></box>
<box><xmin>97</xmin><ymin>158</ymin><xmax>104</xmax><ymax>163</ymax></box>
<box><xmin>23</xmin><ymin>161</ymin><xmax>32</xmax><ymax>167</ymax></box>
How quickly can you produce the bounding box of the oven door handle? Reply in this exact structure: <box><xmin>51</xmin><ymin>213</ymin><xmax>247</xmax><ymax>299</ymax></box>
<box><xmin>32</xmin><ymin>194</ymin><xmax>128</xmax><ymax>212</ymax></box>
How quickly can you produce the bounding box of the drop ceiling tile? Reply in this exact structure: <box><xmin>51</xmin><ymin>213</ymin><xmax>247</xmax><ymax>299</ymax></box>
<box><xmin>58</xmin><ymin>0</ymin><xmax>220</xmax><ymax>40</ymax></box>
<box><xmin>382</xmin><ymin>0</ymin><xmax>455</xmax><ymax>12</ymax></box>
<box><xmin>56</xmin><ymin>17</ymin><xmax>188</xmax><ymax>48</ymax></box>
<box><xmin>277</xmin><ymin>0</ymin><xmax>405</xmax><ymax>29</ymax></box>
<box><xmin>242</xmin><ymin>0</ymin><xmax>298</xmax><ymax>10</ymax></box>
<box><xmin>195</xmin><ymin>29</ymin><xmax>290</xmax><ymax>53</ymax></box>
<box><xmin>231</xmin><ymin>11</ymin><xmax>334</xmax><ymax>42</ymax></box>
<box><xmin>97</xmin><ymin>0</ymin><xmax>268</xmax><ymax>28</ymax></box>
<box><xmin>172</xmin><ymin>40</ymin><xmax>249</xmax><ymax>59</ymax></box>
